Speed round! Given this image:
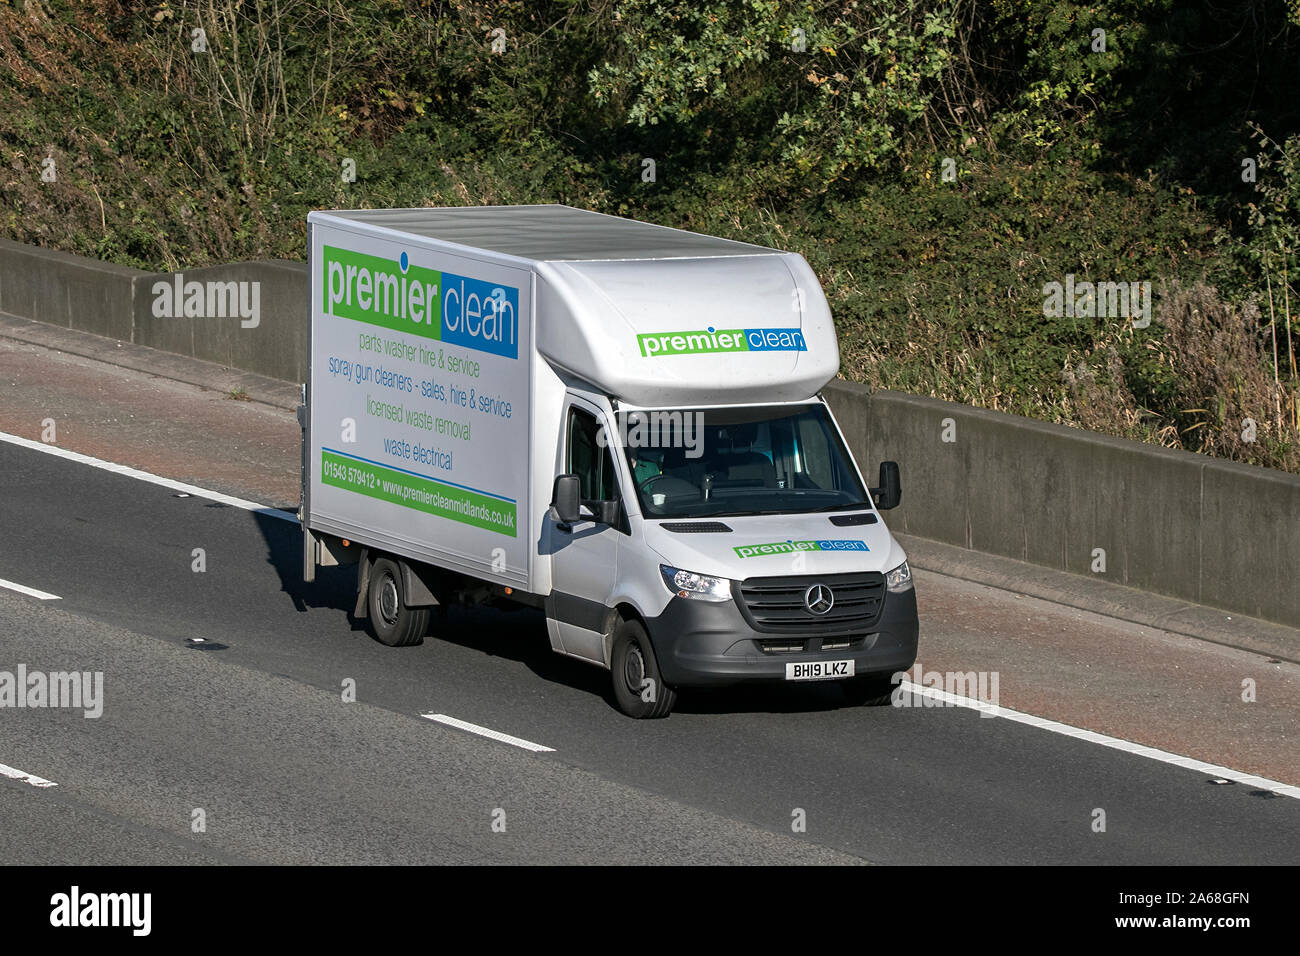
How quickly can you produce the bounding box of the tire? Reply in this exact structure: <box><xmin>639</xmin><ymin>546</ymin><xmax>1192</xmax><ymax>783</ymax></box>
<box><xmin>366</xmin><ymin>557</ymin><xmax>429</xmax><ymax>647</ymax></box>
<box><xmin>610</xmin><ymin>619</ymin><xmax>677</xmax><ymax>718</ymax></box>
<box><xmin>841</xmin><ymin>672</ymin><xmax>897</xmax><ymax>707</ymax></box>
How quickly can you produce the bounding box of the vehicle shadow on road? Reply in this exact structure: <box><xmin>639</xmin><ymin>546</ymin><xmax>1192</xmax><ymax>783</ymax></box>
<box><xmin>430</xmin><ymin>604</ymin><xmax>855</xmax><ymax>716</ymax></box>
<box><xmin>429</xmin><ymin>604</ymin><xmax>616</xmax><ymax>700</ymax></box>
<box><xmin>252</xmin><ymin>511</ymin><xmax>358</xmax><ymax>621</ymax></box>
<box><xmin>252</xmin><ymin>513</ymin><xmax>861</xmax><ymax>715</ymax></box>
<box><xmin>673</xmin><ymin>684</ymin><xmax>851</xmax><ymax>716</ymax></box>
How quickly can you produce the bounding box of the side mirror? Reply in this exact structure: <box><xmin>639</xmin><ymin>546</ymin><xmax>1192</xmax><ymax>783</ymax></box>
<box><xmin>551</xmin><ymin>474</ymin><xmax>581</xmax><ymax>526</ymax></box>
<box><xmin>870</xmin><ymin>461</ymin><xmax>901</xmax><ymax>510</ymax></box>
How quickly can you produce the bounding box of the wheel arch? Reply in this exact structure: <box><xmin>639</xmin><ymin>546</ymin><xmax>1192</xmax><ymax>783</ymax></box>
<box><xmin>602</xmin><ymin>601</ymin><xmax>649</xmax><ymax>669</ymax></box>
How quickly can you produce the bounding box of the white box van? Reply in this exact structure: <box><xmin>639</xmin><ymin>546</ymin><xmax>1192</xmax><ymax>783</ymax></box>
<box><xmin>301</xmin><ymin>205</ymin><xmax>918</xmax><ymax>717</ymax></box>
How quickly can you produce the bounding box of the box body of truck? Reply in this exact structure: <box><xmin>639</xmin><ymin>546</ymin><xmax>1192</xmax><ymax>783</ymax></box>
<box><xmin>304</xmin><ymin>212</ymin><xmax>535</xmax><ymax>592</ymax></box>
<box><xmin>302</xmin><ymin>205</ymin><xmax>918</xmax><ymax>717</ymax></box>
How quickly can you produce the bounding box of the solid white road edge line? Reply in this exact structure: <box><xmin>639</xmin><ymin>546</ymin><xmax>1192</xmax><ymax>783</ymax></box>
<box><xmin>901</xmin><ymin>679</ymin><xmax>1300</xmax><ymax>800</ymax></box>
<box><xmin>0</xmin><ymin>762</ymin><xmax>58</xmax><ymax>788</ymax></box>
<box><xmin>0</xmin><ymin>430</ymin><xmax>298</xmax><ymax>523</ymax></box>
<box><xmin>0</xmin><ymin>577</ymin><xmax>61</xmax><ymax>600</ymax></box>
<box><xmin>422</xmin><ymin>714</ymin><xmax>556</xmax><ymax>753</ymax></box>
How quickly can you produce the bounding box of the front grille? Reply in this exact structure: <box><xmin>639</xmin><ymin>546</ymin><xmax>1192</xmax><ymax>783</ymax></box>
<box><xmin>735</xmin><ymin>571</ymin><xmax>885</xmax><ymax>635</ymax></box>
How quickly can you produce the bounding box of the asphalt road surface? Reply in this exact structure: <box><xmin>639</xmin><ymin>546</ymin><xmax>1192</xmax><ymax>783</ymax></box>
<box><xmin>1</xmin><ymin>437</ymin><xmax>1297</xmax><ymax>864</ymax></box>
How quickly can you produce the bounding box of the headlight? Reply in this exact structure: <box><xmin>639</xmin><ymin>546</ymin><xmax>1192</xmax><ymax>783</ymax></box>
<box><xmin>660</xmin><ymin>565</ymin><xmax>732</xmax><ymax>602</ymax></box>
<box><xmin>886</xmin><ymin>560</ymin><xmax>913</xmax><ymax>593</ymax></box>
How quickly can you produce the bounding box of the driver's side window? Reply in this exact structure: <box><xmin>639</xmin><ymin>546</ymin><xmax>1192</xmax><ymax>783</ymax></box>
<box><xmin>566</xmin><ymin>407</ymin><xmax>618</xmax><ymax>504</ymax></box>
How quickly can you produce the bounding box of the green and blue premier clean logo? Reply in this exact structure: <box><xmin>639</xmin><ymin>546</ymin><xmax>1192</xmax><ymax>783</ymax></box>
<box><xmin>734</xmin><ymin>539</ymin><xmax>869</xmax><ymax>559</ymax></box>
<box><xmin>323</xmin><ymin>245</ymin><xmax>519</xmax><ymax>359</ymax></box>
<box><xmin>638</xmin><ymin>326</ymin><xmax>807</xmax><ymax>358</ymax></box>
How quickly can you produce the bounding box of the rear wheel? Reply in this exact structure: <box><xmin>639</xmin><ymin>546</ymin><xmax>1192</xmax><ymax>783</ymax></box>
<box><xmin>842</xmin><ymin>672</ymin><xmax>897</xmax><ymax>707</ymax></box>
<box><xmin>367</xmin><ymin>557</ymin><xmax>429</xmax><ymax>647</ymax></box>
<box><xmin>610</xmin><ymin>619</ymin><xmax>677</xmax><ymax>718</ymax></box>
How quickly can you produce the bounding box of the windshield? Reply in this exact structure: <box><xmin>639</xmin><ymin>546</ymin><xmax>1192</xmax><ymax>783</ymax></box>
<box><xmin>618</xmin><ymin>404</ymin><xmax>869</xmax><ymax>519</ymax></box>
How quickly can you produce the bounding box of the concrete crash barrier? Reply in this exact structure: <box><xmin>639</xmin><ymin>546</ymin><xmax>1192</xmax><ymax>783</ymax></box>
<box><xmin>0</xmin><ymin>238</ymin><xmax>308</xmax><ymax>383</ymax></box>
<box><xmin>825</xmin><ymin>381</ymin><xmax>1300</xmax><ymax>630</ymax></box>
<box><xmin>0</xmin><ymin>237</ymin><xmax>138</xmax><ymax>341</ymax></box>
<box><xmin>133</xmin><ymin>260</ymin><xmax>308</xmax><ymax>383</ymax></box>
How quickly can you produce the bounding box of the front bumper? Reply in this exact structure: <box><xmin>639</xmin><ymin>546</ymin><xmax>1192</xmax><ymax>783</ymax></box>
<box><xmin>645</xmin><ymin>587</ymin><xmax>919</xmax><ymax>688</ymax></box>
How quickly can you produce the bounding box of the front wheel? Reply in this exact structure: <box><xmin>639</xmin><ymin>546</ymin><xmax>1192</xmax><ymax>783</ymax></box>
<box><xmin>367</xmin><ymin>557</ymin><xmax>429</xmax><ymax>647</ymax></box>
<box><xmin>610</xmin><ymin>619</ymin><xmax>677</xmax><ymax>718</ymax></box>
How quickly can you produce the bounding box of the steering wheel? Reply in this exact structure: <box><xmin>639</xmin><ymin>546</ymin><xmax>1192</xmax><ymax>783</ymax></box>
<box><xmin>638</xmin><ymin>473</ymin><xmax>672</xmax><ymax>494</ymax></box>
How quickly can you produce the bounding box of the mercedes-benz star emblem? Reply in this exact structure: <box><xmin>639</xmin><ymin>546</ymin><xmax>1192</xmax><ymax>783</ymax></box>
<box><xmin>804</xmin><ymin>584</ymin><xmax>834</xmax><ymax>615</ymax></box>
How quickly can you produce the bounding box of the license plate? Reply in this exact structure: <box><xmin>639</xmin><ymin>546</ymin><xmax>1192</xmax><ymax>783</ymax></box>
<box><xmin>785</xmin><ymin>660</ymin><xmax>855</xmax><ymax>681</ymax></box>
